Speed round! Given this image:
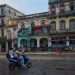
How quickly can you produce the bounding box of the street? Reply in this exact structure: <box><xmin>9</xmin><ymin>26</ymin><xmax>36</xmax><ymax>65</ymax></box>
<box><xmin>0</xmin><ymin>56</ymin><xmax>75</xmax><ymax>75</ymax></box>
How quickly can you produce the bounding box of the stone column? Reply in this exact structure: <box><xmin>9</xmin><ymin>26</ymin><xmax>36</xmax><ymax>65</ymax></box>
<box><xmin>66</xmin><ymin>36</ymin><xmax>69</xmax><ymax>47</ymax></box>
<box><xmin>37</xmin><ymin>38</ymin><xmax>40</xmax><ymax>48</ymax></box>
<box><xmin>56</xmin><ymin>17</ymin><xmax>59</xmax><ymax>31</ymax></box>
<box><xmin>48</xmin><ymin>37</ymin><xmax>52</xmax><ymax>47</ymax></box>
<box><xmin>48</xmin><ymin>37</ymin><xmax>52</xmax><ymax>52</ymax></box>
<box><xmin>66</xmin><ymin>18</ymin><xmax>69</xmax><ymax>30</ymax></box>
<box><xmin>0</xmin><ymin>44</ymin><xmax>1</xmax><ymax>52</ymax></box>
<box><xmin>18</xmin><ymin>38</ymin><xmax>21</xmax><ymax>48</ymax></box>
<box><xmin>6</xmin><ymin>41</ymin><xmax>8</xmax><ymax>52</ymax></box>
<box><xmin>11</xmin><ymin>40</ymin><xmax>14</xmax><ymax>48</ymax></box>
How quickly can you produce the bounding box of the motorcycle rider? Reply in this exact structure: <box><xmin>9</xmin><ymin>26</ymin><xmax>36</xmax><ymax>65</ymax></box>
<box><xmin>6</xmin><ymin>48</ymin><xmax>18</xmax><ymax>63</ymax></box>
<box><xmin>16</xmin><ymin>50</ymin><xmax>26</xmax><ymax>67</ymax></box>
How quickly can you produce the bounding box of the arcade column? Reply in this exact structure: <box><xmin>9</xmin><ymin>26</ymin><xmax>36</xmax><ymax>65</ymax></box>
<box><xmin>48</xmin><ymin>37</ymin><xmax>52</xmax><ymax>52</ymax></box>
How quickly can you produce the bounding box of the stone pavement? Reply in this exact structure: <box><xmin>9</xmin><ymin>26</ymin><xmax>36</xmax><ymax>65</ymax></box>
<box><xmin>1</xmin><ymin>56</ymin><xmax>75</xmax><ymax>75</ymax></box>
<box><xmin>0</xmin><ymin>52</ymin><xmax>75</xmax><ymax>75</ymax></box>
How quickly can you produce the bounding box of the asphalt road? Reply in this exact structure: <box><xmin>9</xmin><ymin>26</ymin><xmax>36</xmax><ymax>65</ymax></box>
<box><xmin>0</xmin><ymin>57</ymin><xmax>75</xmax><ymax>75</ymax></box>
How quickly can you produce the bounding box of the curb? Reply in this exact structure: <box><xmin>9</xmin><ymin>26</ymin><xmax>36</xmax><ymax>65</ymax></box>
<box><xmin>0</xmin><ymin>52</ymin><xmax>75</xmax><ymax>58</ymax></box>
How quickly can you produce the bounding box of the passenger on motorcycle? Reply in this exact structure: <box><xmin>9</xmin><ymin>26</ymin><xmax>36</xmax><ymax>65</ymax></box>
<box><xmin>16</xmin><ymin>50</ymin><xmax>26</xmax><ymax>67</ymax></box>
<box><xmin>6</xmin><ymin>48</ymin><xmax>18</xmax><ymax>63</ymax></box>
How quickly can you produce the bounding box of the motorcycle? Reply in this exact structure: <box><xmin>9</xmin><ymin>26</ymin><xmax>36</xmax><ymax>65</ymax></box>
<box><xmin>6</xmin><ymin>53</ymin><xmax>32</xmax><ymax>71</ymax></box>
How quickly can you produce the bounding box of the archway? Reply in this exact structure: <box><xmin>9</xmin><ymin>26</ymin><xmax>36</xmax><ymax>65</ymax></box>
<box><xmin>20</xmin><ymin>39</ymin><xmax>27</xmax><ymax>48</ymax></box>
<box><xmin>30</xmin><ymin>39</ymin><xmax>37</xmax><ymax>51</ymax></box>
<box><xmin>40</xmin><ymin>38</ymin><xmax>48</xmax><ymax>51</ymax></box>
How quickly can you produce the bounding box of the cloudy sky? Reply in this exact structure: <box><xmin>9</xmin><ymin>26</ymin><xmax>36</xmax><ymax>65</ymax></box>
<box><xmin>0</xmin><ymin>0</ymin><xmax>48</xmax><ymax>14</ymax></box>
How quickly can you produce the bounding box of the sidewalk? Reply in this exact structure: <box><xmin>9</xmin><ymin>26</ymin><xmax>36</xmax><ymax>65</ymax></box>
<box><xmin>0</xmin><ymin>52</ymin><xmax>75</xmax><ymax>60</ymax></box>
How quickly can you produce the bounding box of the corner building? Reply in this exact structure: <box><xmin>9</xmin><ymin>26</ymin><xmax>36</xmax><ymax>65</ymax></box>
<box><xmin>0</xmin><ymin>4</ymin><xmax>24</xmax><ymax>52</ymax></box>
<box><xmin>48</xmin><ymin>0</ymin><xmax>75</xmax><ymax>51</ymax></box>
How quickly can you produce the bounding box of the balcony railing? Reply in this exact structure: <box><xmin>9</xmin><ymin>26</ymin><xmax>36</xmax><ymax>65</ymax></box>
<box><xmin>30</xmin><ymin>28</ymin><xmax>75</xmax><ymax>36</ymax></box>
<box><xmin>49</xmin><ymin>10</ymin><xmax>75</xmax><ymax>18</ymax></box>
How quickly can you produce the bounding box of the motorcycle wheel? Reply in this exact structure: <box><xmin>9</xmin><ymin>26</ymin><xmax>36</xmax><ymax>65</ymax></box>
<box><xmin>9</xmin><ymin>63</ymin><xmax>15</xmax><ymax>71</ymax></box>
<box><xmin>26</xmin><ymin>62</ymin><xmax>32</xmax><ymax>68</ymax></box>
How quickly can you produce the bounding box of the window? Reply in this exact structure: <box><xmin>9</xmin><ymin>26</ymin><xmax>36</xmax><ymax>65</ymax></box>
<box><xmin>70</xmin><ymin>1</ymin><xmax>75</xmax><ymax>11</ymax></box>
<box><xmin>9</xmin><ymin>9</ymin><xmax>11</xmax><ymax>14</ymax></box>
<box><xmin>59</xmin><ymin>3</ymin><xmax>65</xmax><ymax>13</ymax></box>
<box><xmin>69</xmin><ymin>19</ymin><xmax>75</xmax><ymax>31</ymax></box>
<box><xmin>1</xmin><ymin>18</ymin><xmax>4</xmax><ymax>25</ymax></box>
<box><xmin>42</xmin><ymin>26</ymin><xmax>48</xmax><ymax>33</ymax></box>
<box><xmin>70</xmin><ymin>40</ymin><xmax>75</xmax><ymax>44</ymax></box>
<box><xmin>70</xmin><ymin>36</ymin><xmax>75</xmax><ymax>44</ymax></box>
<box><xmin>7</xmin><ymin>30</ymin><xmax>11</xmax><ymax>39</ymax></box>
<box><xmin>65</xmin><ymin>2</ymin><xmax>70</xmax><ymax>12</ymax></box>
<box><xmin>56</xmin><ymin>7</ymin><xmax>60</xmax><ymax>15</ymax></box>
<box><xmin>50</xmin><ymin>5</ymin><xmax>56</xmax><ymax>15</ymax></box>
<box><xmin>52</xmin><ymin>37</ymin><xmax>66</xmax><ymax>45</ymax></box>
<box><xmin>70</xmin><ymin>5</ymin><xmax>74</xmax><ymax>11</ymax></box>
<box><xmin>0</xmin><ymin>8</ymin><xmax>1</xmax><ymax>15</ymax></box>
<box><xmin>70</xmin><ymin>1</ymin><xmax>74</xmax><ymax>11</ymax></box>
<box><xmin>1</xmin><ymin>8</ymin><xmax>4</xmax><ymax>15</ymax></box>
<box><xmin>50</xmin><ymin>21</ymin><xmax>56</xmax><ymax>31</ymax></box>
<box><xmin>59</xmin><ymin>20</ymin><xmax>66</xmax><ymax>31</ymax></box>
<box><xmin>0</xmin><ymin>18</ymin><xmax>4</xmax><ymax>26</ymax></box>
<box><xmin>52</xmin><ymin>41</ymin><xmax>66</xmax><ymax>45</ymax></box>
<box><xmin>14</xmin><ymin>12</ymin><xmax>16</xmax><ymax>16</ymax></box>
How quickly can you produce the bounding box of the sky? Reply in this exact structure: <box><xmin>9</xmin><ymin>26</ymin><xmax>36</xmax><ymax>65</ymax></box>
<box><xmin>0</xmin><ymin>0</ymin><xmax>48</xmax><ymax>14</ymax></box>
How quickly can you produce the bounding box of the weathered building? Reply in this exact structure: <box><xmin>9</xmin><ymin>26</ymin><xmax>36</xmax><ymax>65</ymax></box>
<box><xmin>0</xmin><ymin>4</ymin><xmax>25</xmax><ymax>52</ymax></box>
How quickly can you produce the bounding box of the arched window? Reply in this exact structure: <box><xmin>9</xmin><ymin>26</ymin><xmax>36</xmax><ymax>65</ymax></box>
<box><xmin>41</xmin><ymin>20</ymin><xmax>48</xmax><ymax>33</ymax></box>
<box><xmin>50</xmin><ymin>21</ymin><xmax>56</xmax><ymax>31</ymax></box>
<box><xmin>69</xmin><ymin>19</ymin><xmax>75</xmax><ymax>31</ymax></box>
<box><xmin>59</xmin><ymin>20</ymin><xmax>66</xmax><ymax>31</ymax></box>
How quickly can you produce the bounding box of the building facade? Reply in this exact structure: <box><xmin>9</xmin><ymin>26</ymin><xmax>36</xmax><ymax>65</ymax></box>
<box><xmin>16</xmin><ymin>0</ymin><xmax>75</xmax><ymax>52</ymax></box>
<box><xmin>17</xmin><ymin>12</ymin><xmax>49</xmax><ymax>52</ymax></box>
<box><xmin>0</xmin><ymin>4</ymin><xmax>25</xmax><ymax>52</ymax></box>
<box><xmin>1</xmin><ymin>0</ymin><xmax>75</xmax><ymax>52</ymax></box>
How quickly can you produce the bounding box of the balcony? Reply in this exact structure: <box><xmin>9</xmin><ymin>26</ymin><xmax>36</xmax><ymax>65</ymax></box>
<box><xmin>30</xmin><ymin>32</ymin><xmax>49</xmax><ymax>36</ymax></box>
<box><xmin>30</xmin><ymin>26</ymin><xmax>75</xmax><ymax>36</ymax></box>
<box><xmin>49</xmin><ymin>10</ymin><xmax>75</xmax><ymax>18</ymax></box>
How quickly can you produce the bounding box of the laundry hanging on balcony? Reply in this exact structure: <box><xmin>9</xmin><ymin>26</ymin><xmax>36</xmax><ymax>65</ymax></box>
<box><xmin>34</xmin><ymin>26</ymin><xmax>42</xmax><ymax>32</ymax></box>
